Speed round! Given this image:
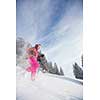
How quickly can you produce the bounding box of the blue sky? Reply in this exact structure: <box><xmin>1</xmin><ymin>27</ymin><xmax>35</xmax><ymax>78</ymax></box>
<box><xmin>16</xmin><ymin>0</ymin><xmax>83</xmax><ymax>77</ymax></box>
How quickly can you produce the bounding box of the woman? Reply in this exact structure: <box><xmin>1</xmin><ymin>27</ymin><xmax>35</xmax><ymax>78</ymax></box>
<box><xmin>26</xmin><ymin>44</ymin><xmax>41</xmax><ymax>80</ymax></box>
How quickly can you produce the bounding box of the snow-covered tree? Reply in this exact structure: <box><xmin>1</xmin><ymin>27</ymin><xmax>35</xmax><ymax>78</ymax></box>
<box><xmin>46</xmin><ymin>62</ymin><xmax>64</xmax><ymax>76</ymax></box>
<box><xmin>16</xmin><ymin>37</ymin><xmax>32</xmax><ymax>68</ymax></box>
<box><xmin>54</xmin><ymin>63</ymin><xmax>59</xmax><ymax>74</ymax></box>
<box><xmin>81</xmin><ymin>55</ymin><xmax>83</xmax><ymax>67</ymax></box>
<box><xmin>59</xmin><ymin>67</ymin><xmax>64</xmax><ymax>75</ymax></box>
<box><xmin>73</xmin><ymin>62</ymin><xmax>83</xmax><ymax>80</ymax></box>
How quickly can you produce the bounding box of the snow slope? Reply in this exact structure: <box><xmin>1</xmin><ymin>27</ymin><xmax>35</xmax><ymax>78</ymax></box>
<box><xmin>16</xmin><ymin>66</ymin><xmax>83</xmax><ymax>100</ymax></box>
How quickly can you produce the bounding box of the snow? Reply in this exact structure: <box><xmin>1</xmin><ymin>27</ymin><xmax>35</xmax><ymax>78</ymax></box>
<box><xmin>16</xmin><ymin>66</ymin><xmax>83</xmax><ymax>100</ymax></box>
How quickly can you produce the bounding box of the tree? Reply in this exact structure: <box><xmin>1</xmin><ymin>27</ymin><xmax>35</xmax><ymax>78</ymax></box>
<box><xmin>81</xmin><ymin>55</ymin><xmax>83</xmax><ymax>67</ymax></box>
<box><xmin>16</xmin><ymin>37</ymin><xmax>32</xmax><ymax>67</ymax></box>
<box><xmin>59</xmin><ymin>67</ymin><xmax>64</xmax><ymax>75</ymax></box>
<box><xmin>54</xmin><ymin>63</ymin><xmax>59</xmax><ymax>74</ymax></box>
<box><xmin>73</xmin><ymin>62</ymin><xmax>83</xmax><ymax>80</ymax></box>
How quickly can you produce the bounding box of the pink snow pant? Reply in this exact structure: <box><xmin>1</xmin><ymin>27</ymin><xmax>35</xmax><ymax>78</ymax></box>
<box><xmin>26</xmin><ymin>56</ymin><xmax>40</xmax><ymax>76</ymax></box>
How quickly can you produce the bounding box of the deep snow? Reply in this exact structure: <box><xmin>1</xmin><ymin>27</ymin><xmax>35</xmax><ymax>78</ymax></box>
<box><xmin>16</xmin><ymin>66</ymin><xmax>83</xmax><ymax>100</ymax></box>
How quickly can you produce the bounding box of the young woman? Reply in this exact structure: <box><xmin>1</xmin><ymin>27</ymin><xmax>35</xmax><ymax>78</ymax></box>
<box><xmin>26</xmin><ymin>44</ymin><xmax>41</xmax><ymax>80</ymax></box>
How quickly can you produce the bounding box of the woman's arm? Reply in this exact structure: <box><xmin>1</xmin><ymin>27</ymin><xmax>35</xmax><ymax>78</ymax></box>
<box><xmin>26</xmin><ymin>47</ymin><xmax>38</xmax><ymax>58</ymax></box>
<box><xmin>33</xmin><ymin>49</ymin><xmax>38</xmax><ymax>58</ymax></box>
<box><xmin>26</xmin><ymin>47</ymin><xmax>34</xmax><ymax>57</ymax></box>
<box><xmin>26</xmin><ymin>47</ymin><xmax>33</xmax><ymax>52</ymax></box>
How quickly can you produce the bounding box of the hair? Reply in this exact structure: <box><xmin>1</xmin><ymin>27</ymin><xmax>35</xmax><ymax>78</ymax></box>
<box><xmin>35</xmin><ymin>44</ymin><xmax>41</xmax><ymax>50</ymax></box>
<box><xmin>41</xmin><ymin>54</ymin><xmax>44</xmax><ymax>57</ymax></box>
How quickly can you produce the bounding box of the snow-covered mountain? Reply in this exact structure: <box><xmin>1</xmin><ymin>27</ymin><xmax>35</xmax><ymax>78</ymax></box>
<box><xmin>16</xmin><ymin>66</ymin><xmax>83</xmax><ymax>100</ymax></box>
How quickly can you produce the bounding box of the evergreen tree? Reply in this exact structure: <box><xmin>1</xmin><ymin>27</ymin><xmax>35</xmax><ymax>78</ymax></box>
<box><xmin>59</xmin><ymin>67</ymin><xmax>64</xmax><ymax>75</ymax></box>
<box><xmin>53</xmin><ymin>63</ymin><xmax>59</xmax><ymax>74</ymax></box>
<box><xmin>81</xmin><ymin>55</ymin><xmax>83</xmax><ymax>67</ymax></box>
<box><xmin>73</xmin><ymin>62</ymin><xmax>83</xmax><ymax>79</ymax></box>
<box><xmin>47</xmin><ymin>62</ymin><xmax>54</xmax><ymax>73</ymax></box>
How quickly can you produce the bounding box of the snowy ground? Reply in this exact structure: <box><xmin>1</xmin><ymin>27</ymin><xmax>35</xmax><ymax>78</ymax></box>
<box><xmin>16</xmin><ymin>66</ymin><xmax>83</xmax><ymax>100</ymax></box>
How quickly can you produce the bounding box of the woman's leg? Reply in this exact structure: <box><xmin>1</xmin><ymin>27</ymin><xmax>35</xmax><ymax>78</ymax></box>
<box><xmin>31</xmin><ymin>71</ymin><xmax>36</xmax><ymax>81</ymax></box>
